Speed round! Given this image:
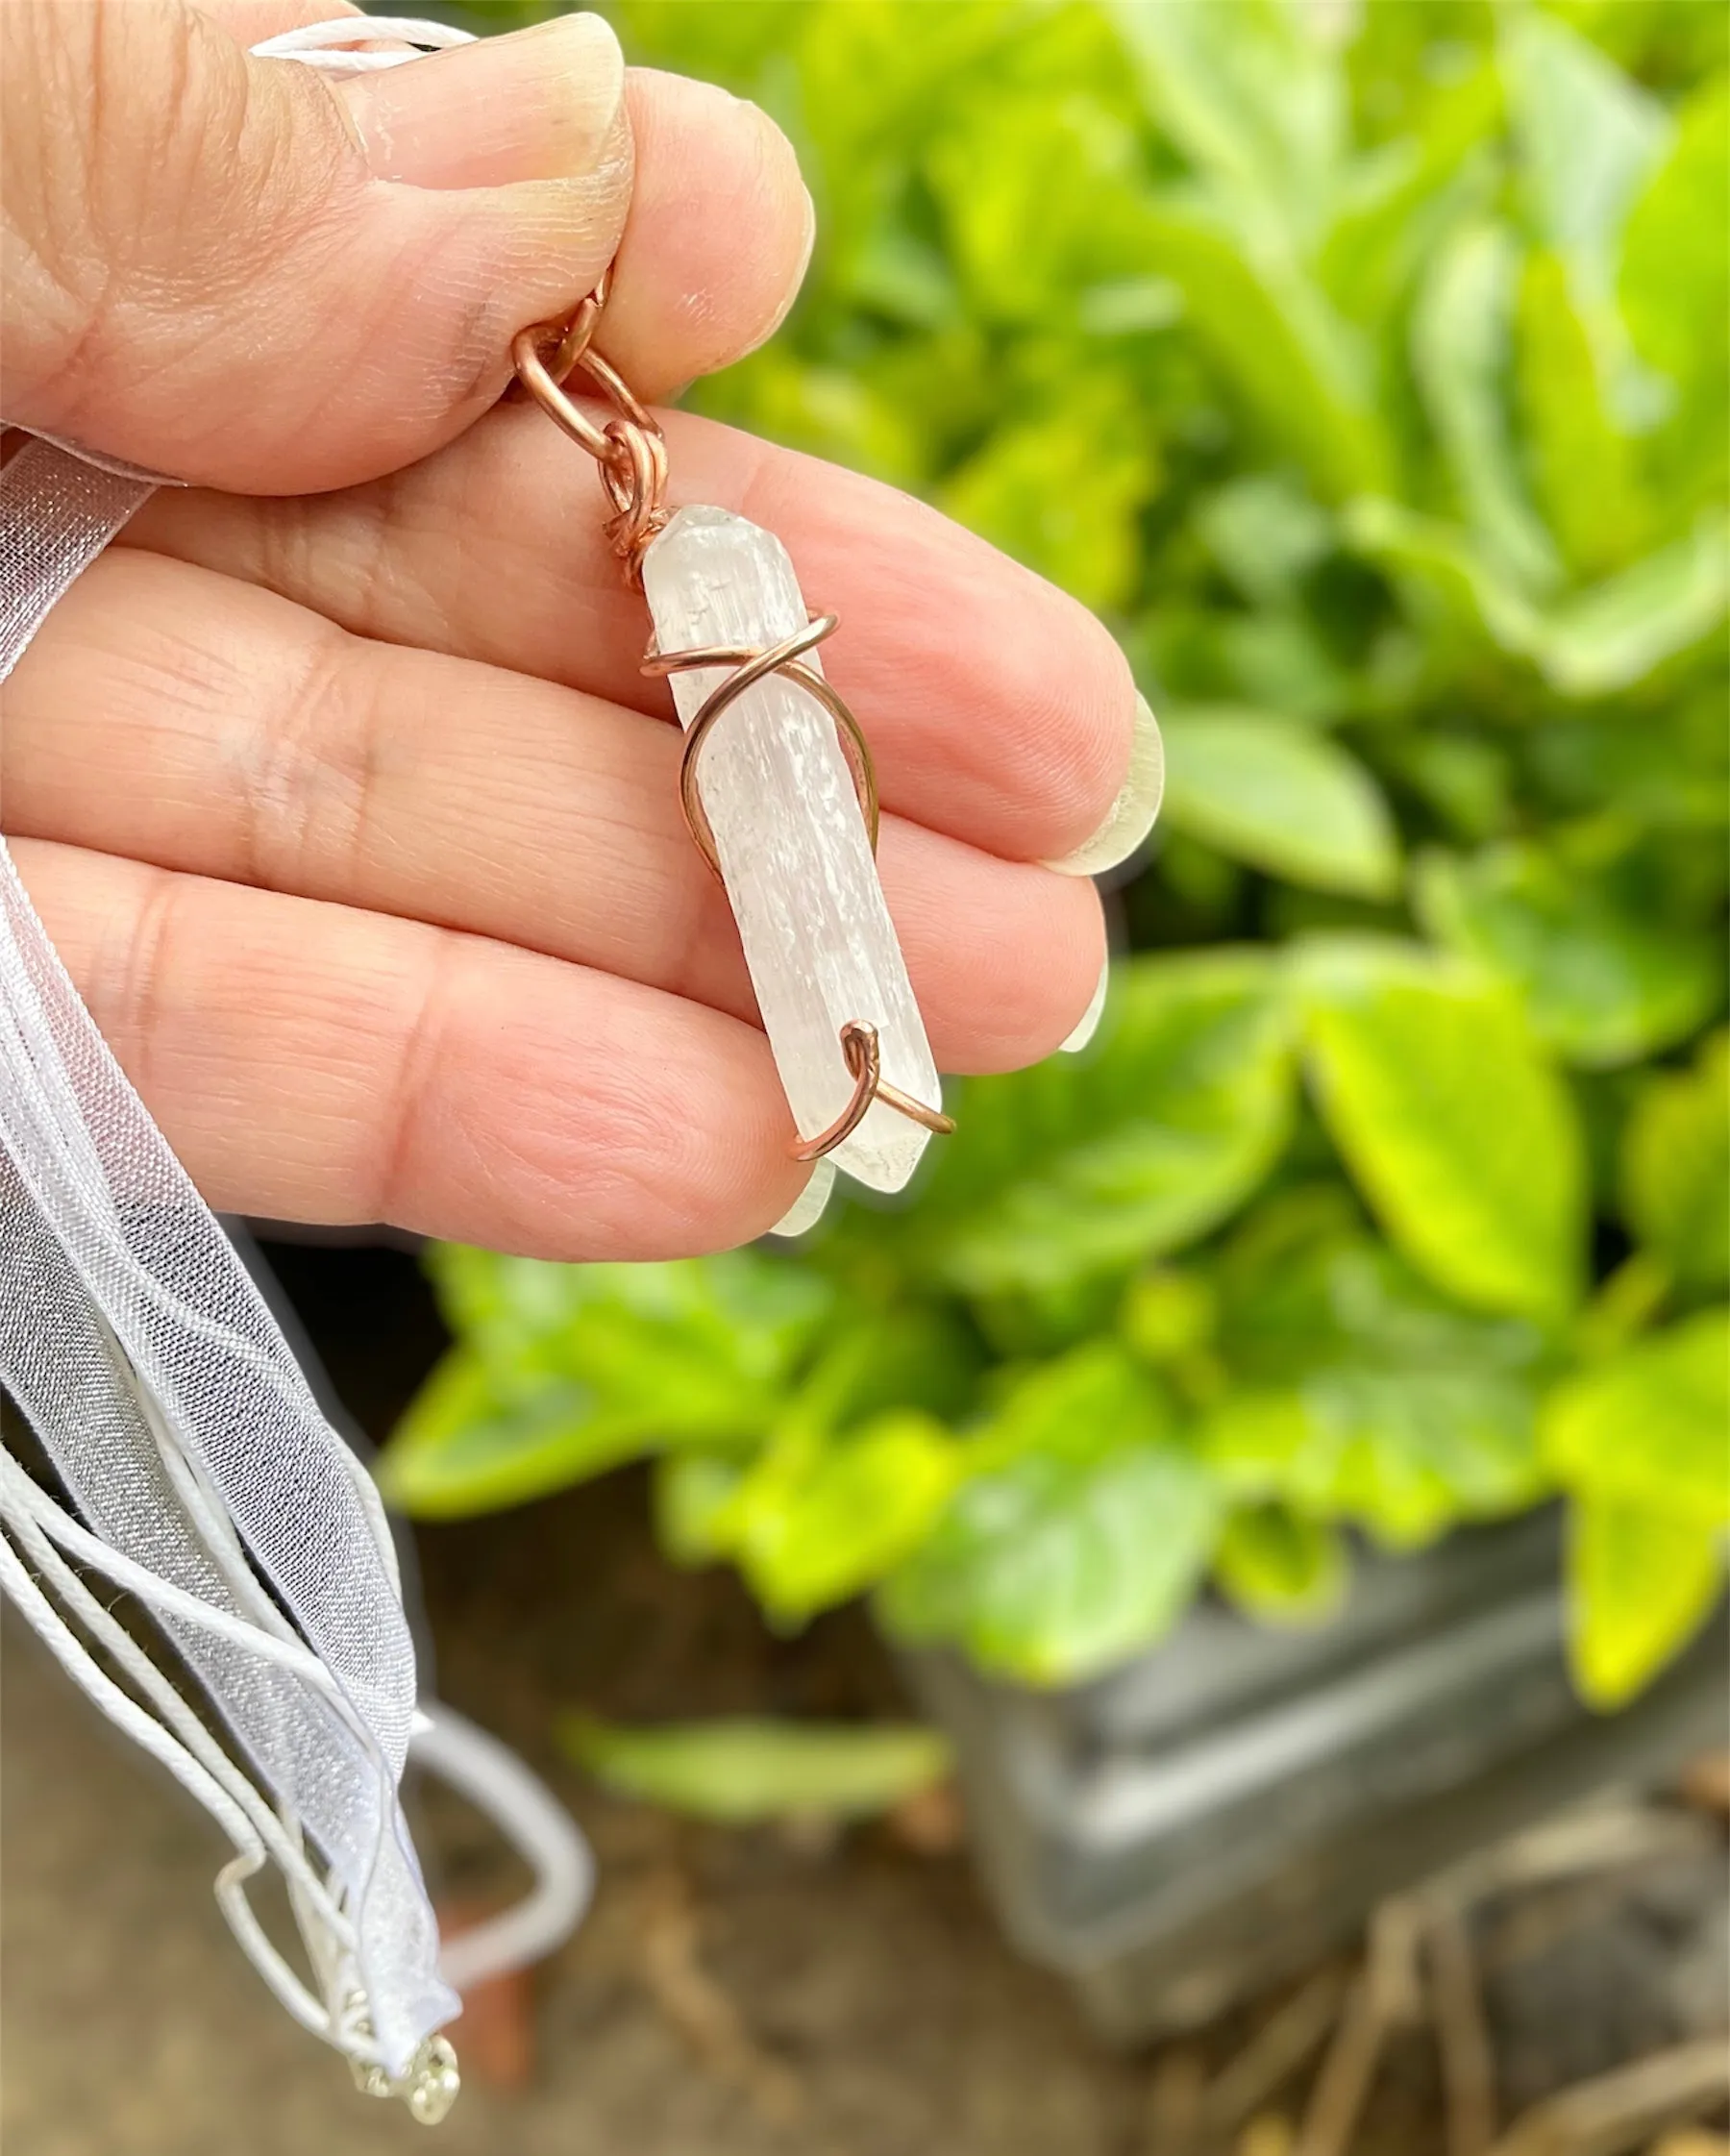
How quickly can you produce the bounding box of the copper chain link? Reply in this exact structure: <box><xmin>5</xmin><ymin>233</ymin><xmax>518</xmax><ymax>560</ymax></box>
<box><xmin>510</xmin><ymin>270</ymin><xmax>669</xmax><ymax>585</ymax></box>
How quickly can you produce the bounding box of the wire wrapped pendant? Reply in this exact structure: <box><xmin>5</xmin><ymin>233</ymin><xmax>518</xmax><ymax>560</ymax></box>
<box><xmin>513</xmin><ymin>293</ymin><xmax>953</xmax><ymax>1187</ymax></box>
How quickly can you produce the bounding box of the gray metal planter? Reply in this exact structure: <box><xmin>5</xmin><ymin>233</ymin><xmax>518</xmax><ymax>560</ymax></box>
<box><xmin>903</xmin><ymin>1509</ymin><xmax>1727</xmax><ymax>2044</ymax></box>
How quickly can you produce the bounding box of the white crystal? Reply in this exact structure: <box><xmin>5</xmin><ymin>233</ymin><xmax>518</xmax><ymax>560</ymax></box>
<box><xmin>642</xmin><ymin>505</ymin><xmax>941</xmax><ymax>1192</ymax></box>
<box><xmin>767</xmin><ymin>1158</ymin><xmax>837</xmax><ymax>1240</ymax></box>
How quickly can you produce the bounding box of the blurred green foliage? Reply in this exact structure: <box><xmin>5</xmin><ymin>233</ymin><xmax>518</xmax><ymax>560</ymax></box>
<box><xmin>385</xmin><ymin>0</ymin><xmax>1728</xmax><ymax>1710</ymax></box>
<box><xmin>560</xmin><ymin>1713</ymin><xmax>951</xmax><ymax>1821</ymax></box>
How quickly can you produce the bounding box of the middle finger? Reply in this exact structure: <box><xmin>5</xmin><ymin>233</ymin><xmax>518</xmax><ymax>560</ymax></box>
<box><xmin>2</xmin><ymin>546</ymin><xmax>1104</xmax><ymax>1073</ymax></box>
<box><xmin>124</xmin><ymin>400</ymin><xmax>1139</xmax><ymax>866</ymax></box>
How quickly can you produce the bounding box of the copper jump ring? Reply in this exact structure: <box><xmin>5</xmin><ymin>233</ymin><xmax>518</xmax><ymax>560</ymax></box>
<box><xmin>511</xmin><ymin>273</ymin><xmax>668</xmax><ymax>584</ymax></box>
<box><xmin>641</xmin><ymin>613</ymin><xmax>879</xmax><ymax>882</ymax></box>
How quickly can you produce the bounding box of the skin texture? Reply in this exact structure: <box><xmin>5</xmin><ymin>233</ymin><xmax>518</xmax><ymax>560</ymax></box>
<box><xmin>0</xmin><ymin>1</ymin><xmax>1134</xmax><ymax>1260</ymax></box>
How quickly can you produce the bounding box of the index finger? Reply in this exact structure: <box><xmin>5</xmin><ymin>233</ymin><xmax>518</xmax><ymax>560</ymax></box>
<box><xmin>126</xmin><ymin>400</ymin><xmax>1139</xmax><ymax>865</ymax></box>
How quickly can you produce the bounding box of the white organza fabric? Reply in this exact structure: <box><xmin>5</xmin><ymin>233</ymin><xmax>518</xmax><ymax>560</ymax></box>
<box><xmin>0</xmin><ymin>16</ymin><xmax>594</xmax><ymax>2100</ymax></box>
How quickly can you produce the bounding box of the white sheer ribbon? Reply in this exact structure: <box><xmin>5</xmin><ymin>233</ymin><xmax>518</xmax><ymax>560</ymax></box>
<box><xmin>0</xmin><ymin>17</ymin><xmax>588</xmax><ymax>2118</ymax></box>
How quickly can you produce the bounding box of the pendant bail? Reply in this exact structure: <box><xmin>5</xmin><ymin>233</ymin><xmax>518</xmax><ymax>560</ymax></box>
<box><xmin>511</xmin><ymin>270</ymin><xmax>668</xmax><ymax>585</ymax></box>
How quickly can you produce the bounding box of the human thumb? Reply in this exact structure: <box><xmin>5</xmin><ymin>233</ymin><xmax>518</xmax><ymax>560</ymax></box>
<box><xmin>0</xmin><ymin>4</ymin><xmax>631</xmax><ymax>493</ymax></box>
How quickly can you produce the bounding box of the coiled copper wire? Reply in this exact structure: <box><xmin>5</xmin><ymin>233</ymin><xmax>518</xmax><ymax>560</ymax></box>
<box><xmin>640</xmin><ymin>612</ymin><xmax>877</xmax><ymax>882</ymax></box>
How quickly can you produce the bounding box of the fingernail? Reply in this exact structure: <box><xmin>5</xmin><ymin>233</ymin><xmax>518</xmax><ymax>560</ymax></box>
<box><xmin>766</xmin><ymin>1159</ymin><xmax>835</xmax><ymax>1240</ymax></box>
<box><xmin>729</xmin><ymin>108</ymin><xmax>816</xmax><ymax>360</ymax></box>
<box><xmin>1059</xmin><ymin>952</ymin><xmax>1110</xmax><ymax>1054</ymax></box>
<box><xmin>340</xmin><ymin>12</ymin><xmax>627</xmax><ymax>187</ymax></box>
<box><xmin>749</xmin><ymin>183</ymin><xmax>817</xmax><ymax>349</ymax></box>
<box><xmin>1046</xmin><ymin>693</ymin><xmax>1165</xmax><ymax>878</ymax></box>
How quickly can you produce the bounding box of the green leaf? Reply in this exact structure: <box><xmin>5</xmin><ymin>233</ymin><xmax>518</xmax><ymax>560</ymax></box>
<box><xmin>1212</xmin><ymin>1182</ymin><xmax>1548</xmax><ymax>1380</ymax></box>
<box><xmin>1197</xmin><ymin>474</ymin><xmax>1335</xmax><ymax>607</ymax></box>
<box><xmin>927</xmin><ymin>84</ymin><xmax>1164</xmax><ymax>325</ymax></box>
<box><xmin>1531</xmin><ymin>688</ymin><xmax>1730</xmax><ymax>831</ymax></box>
<box><xmin>1516</xmin><ymin>247</ymin><xmax>1652</xmax><ymax>581</ymax></box>
<box><xmin>1311</xmin><ymin>1365</ymin><xmax>1545</xmax><ymax>1546</ymax></box>
<box><xmin>1321</xmin><ymin>46</ymin><xmax>1503</xmax><ymax>328</ymax></box>
<box><xmin>879</xmin><ymin>1345</ymin><xmax>1220</xmax><ymax>1684</ymax></box>
<box><xmin>1503</xmin><ymin>12</ymin><xmax>1667</xmax><ymax>303</ymax></box>
<box><xmin>909</xmin><ymin>951</ymin><xmax>1297</xmax><ymax>1294</ymax></box>
<box><xmin>1344</xmin><ymin>497</ymin><xmax>1730</xmax><ymax>694</ymax></box>
<box><xmin>1202</xmin><ymin>1316</ymin><xmax>1547</xmax><ymax>1552</ymax></box>
<box><xmin>1620</xmin><ymin>1033</ymin><xmax>1730</xmax><ymax>1289</ymax></box>
<box><xmin>383</xmin><ymin>1251</ymin><xmax>833</xmax><ymax>1516</ymax></box>
<box><xmin>1121</xmin><ymin>1266</ymin><xmax>1218</xmax><ymax>1368</ymax></box>
<box><xmin>1535</xmin><ymin>518</ymin><xmax>1730</xmax><ymax>697</ymax></box>
<box><xmin>880</xmin><ymin>1441</ymin><xmax>1219</xmax><ymax>1685</ymax></box>
<box><xmin>1410</xmin><ymin>218</ymin><xmax>1560</xmax><ymax>592</ymax></box>
<box><xmin>969</xmin><ymin>1338</ymin><xmax>1169</xmax><ymax>1466</ymax></box>
<box><xmin>1215</xmin><ymin>1503</ymin><xmax>1347</xmax><ymax>1624</ymax></box>
<box><xmin>1380</xmin><ymin>732</ymin><xmax>1513</xmax><ymax>845</ymax></box>
<box><xmin>1152</xmin><ymin>606</ymin><xmax>1354</xmax><ymax>729</ymax></box>
<box><xmin>1158</xmin><ymin>707</ymin><xmax>1400</xmax><ymax>898</ymax></box>
<box><xmin>1109</xmin><ymin>0</ymin><xmax>1345</xmax><ymax>240</ymax></box>
<box><xmin>1619</xmin><ymin>73</ymin><xmax>1730</xmax><ymax>522</ymax></box>
<box><xmin>427</xmin><ymin>1245</ymin><xmax>832</xmax><ymax>1393</ymax></box>
<box><xmin>1298</xmin><ymin>938</ymin><xmax>1586</xmax><ymax>1321</ymax></box>
<box><xmin>939</xmin><ymin>378</ymin><xmax>1156</xmax><ymax>610</ymax></box>
<box><xmin>1343</xmin><ymin>497</ymin><xmax>1546</xmax><ymax>658</ymax></box>
<box><xmin>729</xmin><ymin>1411</ymin><xmax>965</xmax><ymax>1623</ymax></box>
<box><xmin>609</xmin><ymin>0</ymin><xmax>796</xmax><ymax>83</ymax></box>
<box><xmin>1567</xmin><ymin>1497</ymin><xmax>1723</xmax><ymax>1709</ymax></box>
<box><xmin>778</xmin><ymin>1303</ymin><xmax>984</xmax><ymax>1438</ymax></box>
<box><xmin>969</xmin><ymin>1270</ymin><xmax>1128</xmax><ymax>1362</ymax></box>
<box><xmin>1574</xmin><ymin>1251</ymin><xmax>1673</xmax><ymax>1366</ymax></box>
<box><xmin>559</xmin><ymin>1714</ymin><xmax>952</xmax><ymax>1823</ymax></box>
<box><xmin>1414</xmin><ymin>844</ymin><xmax>1723</xmax><ymax>1068</ymax></box>
<box><xmin>654</xmin><ymin>1452</ymin><xmax>748</xmax><ymax>1568</ymax></box>
<box><xmin>1541</xmin><ymin>2</ymin><xmax>1729</xmax><ymax>91</ymax></box>
<box><xmin>377</xmin><ymin>1351</ymin><xmax>653</xmax><ymax>1520</ymax></box>
<box><xmin>694</xmin><ymin>344</ymin><xmax>925</xmax><ymax>485</ymax></box>
<box><xmin>1542</xmin><ymin>1309</ymin><xmax>1730</xmax><ymax>1527</ymax></box>
<box><xmin>1136</xmin><ymin>195</ymin><xmax>1387</xmax><ymax>501</ymax></box>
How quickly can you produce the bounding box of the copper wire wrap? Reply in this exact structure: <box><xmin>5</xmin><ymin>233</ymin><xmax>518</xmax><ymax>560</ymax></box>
<box><xmin>511</xmin><ymin>278</ymin><xmax>954</xmax><ymax>1163</ymax></box>
<box><xmin>640</xmin><ymin>612</ymin><xmax>878</xmax><ymax>883</ymax></box>
<box><xmin>642</xmin><ymin>615</ymin><xmax>952</xmax><ymax>1158</ymax></box>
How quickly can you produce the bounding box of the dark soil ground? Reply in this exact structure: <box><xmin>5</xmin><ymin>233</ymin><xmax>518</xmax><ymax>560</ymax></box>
<box><xmin>4</xmin><ymin>1239</ymin><xmax>1725</xmax><ymax>2156</ymax></box>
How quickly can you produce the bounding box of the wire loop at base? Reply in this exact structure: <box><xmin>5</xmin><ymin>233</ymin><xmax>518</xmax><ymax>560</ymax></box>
<box><xmin>790</xmin><ymin>1022</ymin><xmax>955</xmax><ymax>1163</ymax></box>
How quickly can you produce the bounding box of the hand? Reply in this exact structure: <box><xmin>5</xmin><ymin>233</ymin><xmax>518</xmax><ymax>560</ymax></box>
<box><xmin>1</xmin><ymin>2</ymin><xmax>1146</xmax><ymax>1260</ymax></box>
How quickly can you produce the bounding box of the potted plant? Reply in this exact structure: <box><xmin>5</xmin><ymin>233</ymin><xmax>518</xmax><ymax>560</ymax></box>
<box><xmin>384</xmin><ymin>0</ymin><xmax>1729</xmax><ymax>2031</ymax></box>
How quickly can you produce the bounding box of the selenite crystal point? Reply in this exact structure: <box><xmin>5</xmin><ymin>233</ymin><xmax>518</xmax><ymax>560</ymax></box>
<box><xmin>641</xmin><ymin>505</ymin><xmax>941</xmax><ymax>1192</ymax></box>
